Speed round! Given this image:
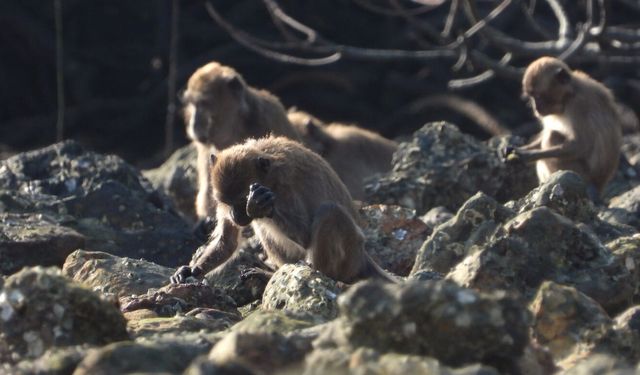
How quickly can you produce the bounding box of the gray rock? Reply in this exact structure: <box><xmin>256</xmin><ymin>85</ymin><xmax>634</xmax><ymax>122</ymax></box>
<box><xmin>448</xmin><ymin>207</ymin><xmax>634</xmax><ymax>314</ymax></box>
<box><xmin>360</xmin><ymin>204</ymin><xmax>429</xmax><ymax>276</ymax></box>
<box><xmin>261</xmin><ymin>263</ymin><xmax>340</xmax><ymax>323</ymax></box>
<box><xmin>0</xmin><ymin>140</ymin><xmax>198</xmax><ymax>267</ymax></box>
<box><xmin>62</xmin><ymin>250</ymin><xmax>173</xmax><ymax>298</ymax></box>
<box><xmin>127</xmin><ymin>315</ymin><xmax>236</xmax><ymax>340</ymax></box>
<box><xmin>315</xmin><ymin>279</ymin><xmax>530</xmax><ymax>370</ymax></box>
<box><xmin>604</xmin><ymin>185</ymin><xmax>640</xmax><ymax>231</ymax></box>
<box><xmin>607</xmin><ymin>235</ymin><xmax>640</xmax><ymax>301</ymax></box>
<box><xmin>420</xmin><ymin>206</ymin><xmax>454</xmax><ymax>230</ymax></box>
<box><xmin>0</xmin><ymin>267</ymin><xmax>128</xmax><ymax>364</ymax></box>
<box><xmin>0</xmin><ymin>212</ymin><xmax>85</xmax><ymax>275</ymax></box>
<box><xmin>230</xmin><ymin>310</ymin><xmax>316</xmax><ymax>335</ymax></box>
<box><xmin>364</xmin><ymin>122</ymin><xmax>537</xmax><ymax>214</ymax></box>
<box><xmin>0</xmin><ymin>345</ymin><xmax>89</xmax><ymax>375</ymax></box>
<box><xmin>143</xmin><ymin>144</ymin><xmax>198</xmax><ymax>223</ymax></box>
<box><xmin>561</xmin><ymin>354</ymin><xmax>635</xmax><ymax>375</ymax></box>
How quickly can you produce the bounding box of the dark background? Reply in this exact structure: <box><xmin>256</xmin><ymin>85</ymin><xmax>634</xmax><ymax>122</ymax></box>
<box><xmin>1</xmin><ymin>0</ymin><xmax>639</xmax><ymax>167</ymax></box>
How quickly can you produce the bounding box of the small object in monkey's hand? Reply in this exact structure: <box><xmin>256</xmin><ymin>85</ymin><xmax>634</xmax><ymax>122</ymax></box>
<box><xmin>246</xmin><ymin>183</ymin><xmax>275</xmax><ymax>219</ymax></box>
<box><xmin>501</xmin><ymin>146</ymin><xmax>521</xmax><ymax>163</ymax></box>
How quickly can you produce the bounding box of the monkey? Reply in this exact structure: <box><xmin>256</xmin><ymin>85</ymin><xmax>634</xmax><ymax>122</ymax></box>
<box><xmin>287</xmin><ymin>110</ymin><xmax>398</xmax><ymax>200</ymax></box>
<box><xmin>181</xmin><ymin>62</ymin><xmax>301</xmax><ymax>221</ymax></box>
<box><xmin>504</xmin><ymin>56</ymin><xmax>622</xmax><ymax>200</ymax></box>
<box><xmin>170</xmin><ymin>136</ymin><xmax>396</xmax><ymax>284</ymax></box>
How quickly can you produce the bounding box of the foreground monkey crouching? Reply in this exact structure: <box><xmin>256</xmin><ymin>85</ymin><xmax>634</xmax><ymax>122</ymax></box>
<box><xmin>4</xmin><ymin>122</ymin><xmax>640</xmax><ymax>373</ymax></box>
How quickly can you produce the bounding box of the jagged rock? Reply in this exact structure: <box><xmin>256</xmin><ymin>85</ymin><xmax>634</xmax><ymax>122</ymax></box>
<box><xmin>359</xmin><ymin>204</ymin><xmax>429</xmax><ymax>276</ymax></box>
<box><xmin>198</xmin><ymin>331</ymin><xmax>312</xmax><ymax>375</ymax></box>
<box><xmin>611</xmin><ymin>306</ymin><xmax>640</xmax><ymax>362</ymax></box>
<box><xmin>303</xmin><ymin>347</ymin><xmax>499</xmax><ymax>375</ymax></box>
<box><xmin>120</xmin><ymin>283</ymin><xmax>239</xmax><ymax>318</ymax></box>
<box><xmin>420</xmin><ymin>206</ymin><xmax>454</xmax><ymax>230</ymax></box>
<box><xmin>315</xmin><ymin>279</ymin><xmax>530</xmax><ymax>370</ymax></box>
<box><xmin>562</xmin><ymin>354</ymin><xmax>636</xmax><ymax>375</ymax></box>
<box><xmin>364</xmin><ymin>122</ymin><xmax>537</xmax><ymax>214</ymax></box>
<box><xmin>0</xmin><ymin>140</ymin><xmax>198</xmax><ymax>267</ymax></box>
<box><xmin>203</xmin><ymin>238</ymin><xmax>271</xmax><ymax>307</ymax></box>
<box><xmin>607</xmin><ymin>235</ymin><xmax>640</xmax><ymax>301</ymax></box>
<box><xmin>449</xmin><ymin>207</ymin><xmax>634</xmax><ymax>314</ymax></box>
<box><xmin>73</xmin><ymin>341</ymin><xmax>208</xmax><ymax>375</ymax></box>
<box><xmin>0</xmin><ymin>267</ymin><xmax>128</xmax><ymax>364</ymax></box>
<box><xmin>143</xmin><ymin>144</ymin><xmax>198</xmax><ymax>223</ymax></box>
<box><xmin>507</xmin><ymin>171</ymin><xmax>595</xmax><ymax>222</ymax></box>
<box><xmin>62</xmin><ymin>250</ymin><xmax>173</xmax><ymax>298</ymax></box>
<box><xmin>411</xmin><ymin>192</ymin><xmax>514</xmax><ymax>275</ymax></box>
<box><xmin>261</xmin><ymin>263</ymin><xmax>340</xmax><ymax>323</ymax></box>
<box><xmin>0</xmin><ymin>212</ymin><xmax>85</xmax><ymax>275</ymax></box>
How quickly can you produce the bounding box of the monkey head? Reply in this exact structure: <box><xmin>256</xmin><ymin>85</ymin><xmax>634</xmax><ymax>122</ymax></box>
<box><xmin>287</xmin><ymin>110</ymin><xmax>330</xmax><ymax>156</ymax></box>
<box><xmin>522</xmin><ymin>57</ymin><xmax>574</xmax><ymax>117</ymax></box>
<box><xmin>210</xmin><ymin>143</ymin><xmax>273</xmax><ymax>227</ymax></box>
<box><xmin>181</xmin><ymin>62</ymin><xmax>251</xmax><ymax>148</ymax></box>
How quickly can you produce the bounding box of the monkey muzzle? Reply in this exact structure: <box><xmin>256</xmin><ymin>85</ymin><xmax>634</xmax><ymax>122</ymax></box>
<box><xmin>230</xmin><ymin>202</ymin><xmax>252</xmax><ymax>227</ymax></box>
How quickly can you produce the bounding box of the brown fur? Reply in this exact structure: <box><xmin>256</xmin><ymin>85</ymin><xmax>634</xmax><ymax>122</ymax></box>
<box><xmin>516</xmin><ymin>57</ymin><xmax>622</xmax><ymax>195</ymax></box>
<box><xmin>182</xmin><ymin>62</ymin><xmax>300</xmax><ymax>218</ymax></box>
<box><xmin>287</xmin><ymin>110</ymin><xmax>398</xmax><ymax>200</ymax></box>
<box><xmin>176</xmin><ymin>136</ymin><xmax>394</xmax><ymax>283</ymax></box>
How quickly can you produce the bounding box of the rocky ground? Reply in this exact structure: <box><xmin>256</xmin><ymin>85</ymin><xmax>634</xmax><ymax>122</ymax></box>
<box><xmin>3</xmin><ymin>122</ymin><xmax>640</xmax><ymax>374</ymax></box>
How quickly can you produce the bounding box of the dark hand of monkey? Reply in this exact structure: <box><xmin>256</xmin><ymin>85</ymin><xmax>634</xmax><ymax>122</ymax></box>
<box><xmin>500</xmin><ymin>146</ymin><xmax>523</xmax><ymax>164</ymax></box>
<box><xmin>170</xmin><ymin>265</ymin><xmax>203</xmax><ymax>284</ymax></box>
<box><xmin>246</xmin><ymin>183</ymin><xmax>275</xmax><ymax>218</ymax></box>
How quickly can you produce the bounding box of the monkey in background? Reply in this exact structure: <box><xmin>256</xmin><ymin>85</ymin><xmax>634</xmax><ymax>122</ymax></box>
<box><xmin>181</xmin><ymin>62</ymin><xmax>301</xmax><ymax>220</ymax></box>
<box><xmin>170</xmin><ymin>136</ymin><xmax>395</xmax><ymax>284</ymax></box>
<box><xmin>505</xmin><ymin>56</ymin><xmax>622</xmax><ymax>199</ymax></box>
<box><xmin>287</xmin><ymin>110</ymin><xmax>398</xmax><ymax>200</ymax></box>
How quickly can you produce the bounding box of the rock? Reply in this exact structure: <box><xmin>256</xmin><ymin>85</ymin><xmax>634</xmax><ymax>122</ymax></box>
<box><xmin>529</xmin><ymin>281</ymin><xmax>612</xmax><ymax>365</ymax></box>
<box><xmin>411</xmin><ymin>192</ymin><xmax>514</xmax><ymax>275</ymax></box>
<box><xmin>364</xmin><ymin>122</ymin><xmax>537</xmax><ymax>214</ymax></box>
<box><xmin>607</xmin><ymin>235</ymin><xmax>640</xmax><ymax>301</ymax></box>
<box><xmin>0</xmin><ymin>212</ymin><xmax>85</xmax><ymax>275</ymax></box>
<box><xmin>507</xmin><ymin>171</ymin><xmax>595</xmax><ymax>223</ymax></box>
<box><xmin>127</xmin><ymin>315</ymin><xmax>237</xmax><ymax>339</ymax></box>
<box><xmin>420</xmin><ymin>206</ymin><xmax>454</xmax><ymax>230</ymax></box>
<box><xmin>202</xmin><ymin>331</ymin><xmax>312</xmax><ymax>375</ymax></box>
<box><xmin>562</xmin><ymin>354</ymin><xmax>635</xmax><ymax>375</ymax></box>
<box><xmin>1</xmin><ymin>345</ymin><xmax>89</xmax><ymax>375</ymax></box>
<box><xmin>62</xmin><ymin>250</ymin><xmax>173</xmax><ymax>298</ymax></box>
<box><xmin>449</xmin><ymin>207</ymin><xmax>634</xmax><ymax>314</ymax></box>
<box><xmin>303</xmin><ymin>347</ymin><xmax>499</xmax><ymax>375</ymax></box>
<box><xmin>143</xmin><ymin>144</ymin><xmax>198</xmax><ymax>223</ymax></box>
<box><xmin>120</xmin><ymin>283</ymin><xmax>239</xmax><ymax>318</ymax></box>
<box><xmin>359</xmin><ymin>204</ymin><xmax>430</xmax><ymax>276</ymax></box>
<box><xmin>74</xmin><ymin>341</ymin><xmax>207</xmax><ymax>375</ymax></box>
<box><xmin>183</xmin><ymin>356</ymin><xmax>254</xmax><ymax>375</ymax></box>
<box><xmin>611</xmin><ymin>306</ymin><xmax>640</xmax><ymax>363</ymax></box>
<box><xmin>604</xmin><ymin>184</ymin><xmax>640</xmax><ymax>231</ymax></box>
<box><xmin>203</xmin><ymin>238</ymin><xmax>271</xmax><ymax>307</ymax></box>
<box><xmin>316</xmin><ymin>279</ymin><xmax>530</xmax><ymax>370</ymax></box>
<box><xmin>261</xmin><ymin>263</ymin><xmax>340</xmax><ymax>323</ymax></box>
<box><xmin>0</xmin><ymin>267</ymin><xmax>128</xmax><ymax>364</ymax></box>
<box><xmin>0</xmin><ymin>140</ymin><xmax>198</xmax><ymax>267</ymax></box>
<box><xmin>230</xmin><ymin>310</ymin><xmax>316</xmax><ymax>335</ymax></box>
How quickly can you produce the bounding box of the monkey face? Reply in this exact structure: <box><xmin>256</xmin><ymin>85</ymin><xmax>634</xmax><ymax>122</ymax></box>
<box><xmin>523</xmin><ymin>58</ymin><xmax>573</xmax><ymax>117</ymax></box>
<box><xmin>183</xmin><ymin>63</ymin><xmax>250</xmax><ymax>148</ymax></box>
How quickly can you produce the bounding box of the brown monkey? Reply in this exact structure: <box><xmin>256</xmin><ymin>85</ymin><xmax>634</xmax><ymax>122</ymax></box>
<box><xmin>170</xmin><ymin>136</ymin><xmax>395</xmax><ymax>284</ymax></box>
<box><xmin>506</xmin><ymin>57</ymin><xmax>622</xmax><ymax>198</ymax></box>
<box><xmin>181</xmin><ymin>62</ymin><xmax>301</xmax><ymax>219</ymax></box>
<box><xmin>287</xmin><ymin>110</ymin><xmax>398</xmax><ymax>200</ymax></box>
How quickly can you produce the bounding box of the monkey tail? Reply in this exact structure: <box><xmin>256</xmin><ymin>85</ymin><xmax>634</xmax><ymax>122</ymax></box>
<box><xmin>362</xmin><ymin>252</ymin><xmax>399</xmax><ymax>283</ymax></box>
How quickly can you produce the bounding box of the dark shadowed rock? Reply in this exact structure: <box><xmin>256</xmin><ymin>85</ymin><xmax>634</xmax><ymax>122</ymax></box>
<box><xmin>364</xmin><ymin>122</ymin><xmax>537</xmax><ymax>214</ymax></box>
<box><xmin>183</xmin><ymin>356</ymin><xmax>255</xmax><ymax>375</ymax></box>
<box><xmin>0</xmin><ymin>267</ymin><xmax>128</xmax><ymax>364</ymax></box>
<box><xmin>143</xmin><ymin>144</ymin><xmax>198</xmax><ymax>223</ymax></box>
<box><xmin>449</xmin><ymin>207</ymin><xmax>634</xmax><ymax>314</ymax></box>
<box><xmin>0</xmin><ymin>212</ymin><xmax>85</xmax><ymax>275</ymax></box>
<box><xmin>604</xmin><ymin>185</ymin><xmax>640</xmax><ymax>231</ymax></box>
<box><xmin>303</xmin><ymin>347</ymin><xmax>499</xmax><ymax>375</ymax></box>
<box><xmin>360</xmin><ymin>204</ymin><xmax>429</xmax><ymax>276</ymax></box>
<box><xmin>0</xmin><ymin>140</ymin><xmax>198</xmax><ymax>267</ymax></box>
<box><xmin>315</xmin><ymin>279</ymin><xmax>530</xmax><ymax>370</ymax></box>
<box><xmin>0</xmin><ymin>345</ymin><xmax>90</xmax><ymax>375</ymax></box>
<box><xmin>62</xmin><ymin>250</ymin><xmax>173</xmax><ymax>298</ymax></box>
<box><xmin>411</xmin><ymin>192</ymin><xmax>514</xmax><ymax>275</ymax></box>
<box><xmin>262</xmin><ymin>263</ymin><xmax>340</xmax><ymax>323</ymax></box>
<box><xmin>607</xmin><ymin>235</ymin><xmax>640</xmax><ymax>301</ymax></box>
<box><xmin>73</xmin><ymin>341</ymin><xmax>208</xmax><ymax>375</ymax></box>
<box><xmin>120</xmin><ymin>283</ymin><xmax>239</xmax><ymax>318</ymax></box>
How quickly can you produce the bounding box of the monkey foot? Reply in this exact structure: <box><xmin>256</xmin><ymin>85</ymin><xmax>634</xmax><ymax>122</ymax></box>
<box><xmin>246</xmin><ymin>183</ymin><xmax>275</xmax><ymax>218</ymax></box>
<box><xmin>239</xmin><ymin>267</ymin><xmax>274</xmax><ymax>282</ymax></box>
<box><xmin>170</xmin><ymin>265</ymin><xmax>203</xmax><ymax>284</ymax></box>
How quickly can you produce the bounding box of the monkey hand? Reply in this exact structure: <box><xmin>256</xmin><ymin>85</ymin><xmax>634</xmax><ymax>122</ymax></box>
<box><xmin>500</xmin><ymin>146</ymin><xmax>523</xmax><ymax>164</ymax></box>
<box><xmin>246</xmin><ymin>183</ymin><xmax>275</xmax><ymax>219</ymax></box>
<box><xmin>170</xmin><ymin>265</ymin><xmax>203</xmax><ymax>284</ymax></box>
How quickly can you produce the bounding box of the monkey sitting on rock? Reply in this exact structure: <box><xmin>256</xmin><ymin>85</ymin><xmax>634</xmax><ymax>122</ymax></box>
<box><xmin>504</xmin><ymin>56</ymin><xmax>622</xmax><ymax>200</ymax></box>
<box><xmin>170</xmin><ymin>136</ymin><xmax>395</xmax><ymax>285</ymax></box>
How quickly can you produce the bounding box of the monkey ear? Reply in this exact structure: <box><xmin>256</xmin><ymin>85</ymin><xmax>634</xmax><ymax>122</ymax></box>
<box><xmin>555</xmin><ymin>68</ymin><xmax>571</xmax><ymax>85</ymax></box>
<box><xmin>255</xmin><ymin>157</ymin><xmax>270</xmax><ymax>174</ymax></box>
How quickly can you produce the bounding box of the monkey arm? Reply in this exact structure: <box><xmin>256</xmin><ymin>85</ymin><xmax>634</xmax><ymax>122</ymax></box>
<box><xmin>519</xmin><ymin>133</ymin><xmax>542</xmax><ymax>151</ymax></box>
<box><xmin>517</xmin><ymin>140</ymin><xmax>582</xmax><ymax>162</ymax></box>
<box><xmin>195</xmin><ymin>143</ymin><xmax>213</xmax><ymax>219</ymax></box>
<box><xmin>189</xmin><ymin>217</ymin><xmax>239</xmax><ymax>273</ymax></box>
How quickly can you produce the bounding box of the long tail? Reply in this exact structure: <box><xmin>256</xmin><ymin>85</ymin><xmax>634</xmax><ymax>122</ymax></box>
<box><xmin>362</xmin><ymin>252</ymin><xmax>399</xmax><ymax>283</ymax></box>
